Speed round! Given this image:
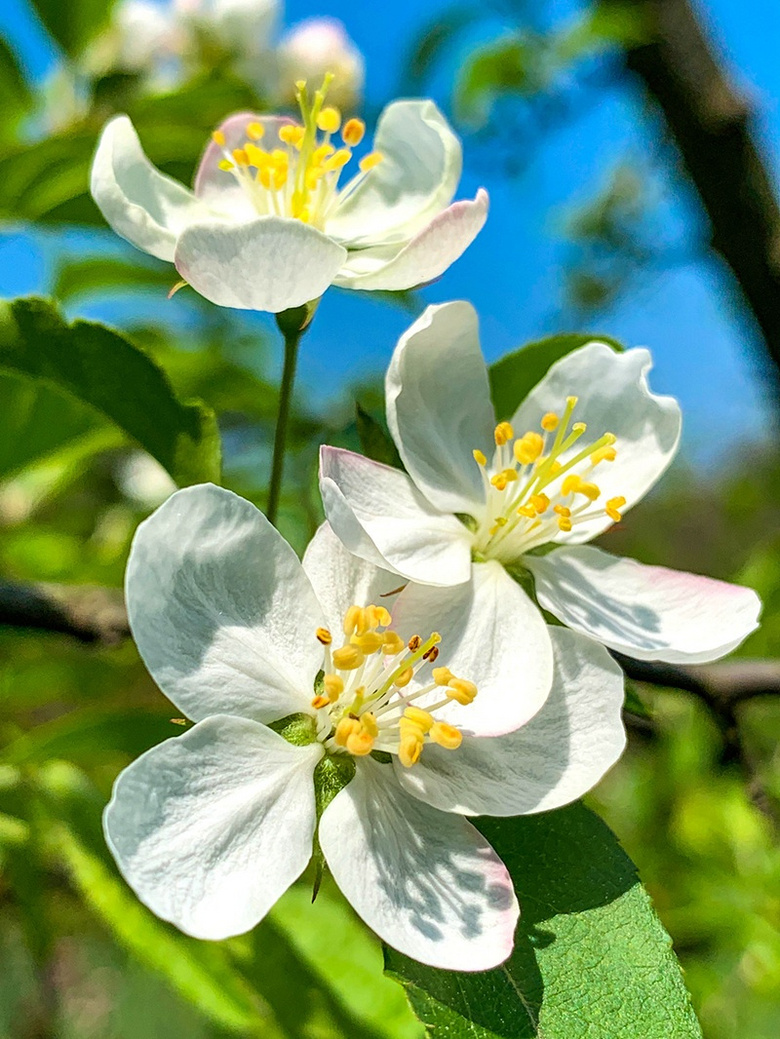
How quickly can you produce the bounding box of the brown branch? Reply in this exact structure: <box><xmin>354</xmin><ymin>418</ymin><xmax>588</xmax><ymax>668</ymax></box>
<box><xmin>0</xmin><ymin>581</ymin><xmax>128</xmax><ymax>645</ymax></box>
<box><xmin>603</xmin><ymin>0</ymin><xmax>780</xmax><ymax>385</ymax></box>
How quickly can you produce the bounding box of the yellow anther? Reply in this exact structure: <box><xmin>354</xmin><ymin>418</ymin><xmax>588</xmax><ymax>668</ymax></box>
<box><xmin>591</xmin><ymin>445</ymin><xmax>617</xmax><ymax>465</ymax></box>
<box><xmin>394</xmin><ymin>667</ymin><xmax>414</xmax><ymax>688</ymax></box>
<box><xmin>558</xmin><ymin>517</ymin><xmax>573</xmax><ymax>532</ymax></box>
<box><xmin>494</xmin><ymin>421</ymin><xmax>514</xmax><ymax>446</ymax></box>
<box><xmin>270</xmin><ymin>148</ymin><xmax>289</xmax><ymax>166</ymax></box>
<box><xmin>311</xmin><ymin>694</ymin><xmax>329</xmax><ymax>709</ymax></box>
<box><xmin>218</xmin><ymin>159</ymin><xmax>234</xmax><ymax>171</ymax></box>
<box><xmin>342</xmin><ymin>117</ymin><xmax>365</xmax><ymax>146</ymax></box>
<box><xmin>246</xmin><ymin>121</ymin><xmax>265</xmax><ymax>140</ymax></box>
<box><xmin>432</xmin><ymin>666</ymin><xmax>454</xmax><ymax>687</ymax></box>
<box><xmin>514</xmin><ymin>432</ymin><xmax>544</xmax><ymax>465</ymax></box>
<box><xmin>332</xmin><ymin>645</ymin><xmax>365</xmax><ymax>671</ymax></box>
<box><xmin>352</xmin><ymin>631</ymin><xmax>384</xmax><ymax>654</ymax></box>
<box><xmin>403</xmin><ymin>707</ymin><xmax>434</xmax><ymax>733</ymax></box>
<box><xmin>491</xmin><ymin>468</ymin><xmax>518</xmax><ymax>491</ymax></box>
<box><xmin>382</xmin><ymin>631</ymin><xmax>405</xmax><ymax>656</ymax></box>
<box><xmin>399</xmin><ymin>732</ymin><xmax>424</xmax><ymax>768</ymax></box>
<box><xmin>361</xmin><ymin>712</ymin><xmax>379</xmax><ymax>738</ymax></box>
<box><xmin>279</xmin><ymin>124</ymin><xmax>305</xmax><ymax>147</ymax></box>
<box><xmin>316</xmin><ymin>627</ymin><xmax>332</xmax><ymax>645</ymax></box>
<box><xmin>447</xmin><ymin>678</ymin><xmax>477</xmax><ymax>705</ymax></box>
<box><xmin>577</xmin><ymin>481</ymin><xmax>601</xmax><ymax>502</ymax></box>
<box><xmin>273</xmin><ymin>166</ymin><xmax>288</xmax><ymax>190</ymax></box>
<box><xmin>323</xmin><ymin>674</ymin><xmax>343</xmax><ymax>701</ymax></box>
<box><xmin>430</xmin><ymin>722</ymin><xmax>463</xmax><ymax>750</ymax></box>
<box><xmin>530</xmin><ymin>493</ymin><xmax>550</xmax><ymax>513</ymax></box>
<box><xmin>258</xmin><ymin>166</ymin><xmax>272</xmax><ymax>189</ymax></box>
<box><xmin>343</xmin><ymin>605</ymin><xmax>363</xmax><ymax>635</ymax></box>
<box><xmin>324</xmin><ymin>149</ymin><xmax>351</xmax><ymax>171</ymax></box>
<box><xmin>245</xmin><ymin>143</ymin><xmax>268</xmax><ymax>167</ymax></box>
<box><xmin>541</xmin><ymin>412</ymin><xmax>559</xmax><ymax>432</ymax></box>
<box><xmin>517</xmin><ymin>504</ymin><xmax>536</xmax><ymax>518</ymax></box>
<box><xmin>232</xmin><ymin>148</ymin><xmax>249</xmax><ymax>166</ymax></box>
<box><xmin>334</xmin><ymin>716</ymin><xmax>360</xmax><ymax>746</ymax></box>
<box><xmin>346</xmin><ymin>728</ymin><xmax>375</xmax><ymax>756</ymax></box>
<box><xmin>375</xmin><ymin>606</ymin><xmax>392</xmax><ymax>627</ymax></box>
<box><xmin>554</xmin><ymin>505</ymin><xmax>571</xmax><ymax>517</ymax></box>
<box><xmin>212</xmin><ymin>130</ymin><xmax>226</xmax><ymax>146</ymax></box>
<box><xmin>606</xmin><ymin>496</ymin><xmax>627</xmax><ymax>522</ymax></box>
<box><xmin>317</xmin><ymin>106</ymin><xmax>341</xmax><ymax>132</ymax></box>
<box><xmin>359</xmin><ymin>151</ymin><xmax>384</xmax><ymax>172</ymax></box>
<box><xmin>408</xmin><ymin>635</ymin><xmax>422</xmax><ymax>652</ymax></box>
<box><xmin>561</xmin><ymin>475</ymin><xmax>582</xmax><ymax>497</ymax></box>
<box><xmin>312</xmin><ymin>143</ymin><xmax>335</xmax><ymax>163</ymax></box>
<box><xmin>473</xmin><ymin>449</ymin><xmax>487</xmax><ymax>466</ymax></box>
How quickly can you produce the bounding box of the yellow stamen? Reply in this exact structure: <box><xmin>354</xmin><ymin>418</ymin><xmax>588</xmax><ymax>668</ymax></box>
<box><xmin>361</xmin><ymin>712</ymin><xmax>379</xmax><ymax>738</ymax></box>
<box><xmin>541</xmin><ymin>412</ymin><xmax>559</xmax><ymax>432</ymax></box>
<box><xmin>316</xmin><ymin>627</ymin><xmax>332</xmax><ymax>645</ymax></box>
<box><xmin>279</xmin><ymin>123</ymin><xmax>305</xmax><ymax>147</ymax></box>
<box><xmin>352</xmin><ymin>631</ymin><xmax>384</xmax><ymax>654</ymax></box>
<box><xmin>342</xmin><ymin>118</ymin><xmax>365</xmax><ymax>146</ymax></box>
<box><xmin>530</xmin><ymin>493</ymin><xmax>550</xmax><ymax>513</ymax></box>
<box><xmin>577</xmin><ymin>481</ymin><xmax>601</xmax><ymax>502</ymax></box>
<box><xmin>311</xmin><ymin>694</ymin><xmax>329</xmax><ymax>709</ymax></box>
<box><xmin>554</xmin><ymin>505</ymin><xmax>571</xmax><ymax>517</ymax></box>
<box><xmin>394</xmin><ymin>666</ymin><xmax>414</xmax><ymax>688</ymax></box>
<box><xmin>606</xmin><ymin>496</ymin><xmax>627</xmax><ymax>522</ymax></box>
<box><xmin>212</xmin><ymin>130</ymin><xmax>226</xmax><ymax>146</ymax></box>
<box><xmin>382</xmin><ymin>631</ymin><xmax>405</xmax><ymax>655</ymax></box>
<box><xmin>447</xmin><ymin>678</ymin><xmax>477</xmax><ymax>705</ymax></box>
<box><xmin>218</xmin><ymin>159</ymin><xmax>234</xmax><ymax>171</ymax></box>
<box><xmin>430</xmin><ymin>722</ymin><xmax>462</xmax><ymax>750</ymax></box>
<box><xmin>473</xmin><ymin>449</ymin><xmax>487</xmax><ymax>466</ymax></box>
<box><xmin>558</xmin><ymin>517</ymin><xmax>573</xmax><ymax>532</ymax></box>
<box><xmin>494</xmin><ymin>421</ymin><xmax>514</xmax><ymax>446</ymax></box>
<box><xmin>399</xmin><ymin>732</ymin><xmax>423</xmax><ymax>768</ymax></box>
<box><xmin>324</xmin><ymin>149</ymin><xmax>351</xmax><ymax>171</ymax></box>
<box><xmin>317</xmin><ymin>106</ymin><xmax>341</xmax><ymax>132</ymax></box>
<box><xmin>324</xmin><ymin>674</ymin><xmax>343</xmax><ymax>701</ymax></box>
<box><xmin>403</xmin><ymin>707</ymin><xmax>434</xmax><ymax>733</ymax></box>
<box><xmin>591</xmin><ymin>445</ymin><xmax>617</xmax><ymax>465</ymax></box>
<box><xmin>346</xmin><ymin>728</ymin><xmax>375</xmax><ymax>756</ymax></box>
<box><xmin>343</xmin><ymin>605</ymin><xmax>364</xmax><ymax>635</ymax></box>
<box><xmin>517</xmin><ymin>504</ymin><xmax>536</xmax><ymax>518</ymax></box>
<box><xmin>491</xmin><ymin>468</ymin><xmax>518</xmax><ymax>491</ymax></box>
<box><xmin>408</xmin><ymin>635</ymin><xmax>422</xmax><ymax>652</ymax></box>
<box><xmin>232</xmin><ymin>148</ymin><xmax>249</xmax><ymax>166</ymax></box>
<box><xmin>514</xmin><ymin>432</ymin><xmax>544</xmax><ymax>465</ymax></box>
<box><xmin>359</xmin><ymin>151</ymin><xmax>384</xmax><ymax>172</ymax></box>
<box><xmin>246</xmin><ymin>121</ymin><xmax>265</xmax><ymax>140</ymax></box>
<box><xmin>432</xmin><ymin>666</ymin><xmax>454</xmax><ymax>686</ymax></box>
<box><xmin>332</xmin><ymin>645</ymin><xmax>365</xmax><ymax>671</ymax></box>
<box><xmin>334</xmin><ymin>717</ymin><xmax>360</xmax><ymax>746</ymax></box>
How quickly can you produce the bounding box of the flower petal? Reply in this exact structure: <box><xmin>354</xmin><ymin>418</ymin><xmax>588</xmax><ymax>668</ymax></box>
<box><xmin>174</xmin><ymin>215</ymin><xmax>347</xmax><ymax>312</ymax></box>
<box><xmin>333</xmin><ymin>190</ymin><xmax>488</xmax><ymax>292</ymax></box>
<box><xmin>126</xmin><ymin>483</ymin><xmax>325</xmax><ymax>723</ymax></box>
<box><xmin>385</xmin><ymin>299</ymin><xmax>494</xmax><ymax>516</ymax></box>
<box><xmin>390</xmin><ymin>560</ymin><xmax>553</xmax><ymax>736</ymax></box>
<box><xmin>319</xmin><ymin>446</ymin><xmax>473</xmax><ymax>586</ymax></box>
<box><xmin>91</xmin><ymin>115</ymin><xmax>213</xmax><ymax>263</ymax></box>
<box><xmin>325</xmin><ymin>99</ymin><xmax>462</xmax><ymax>247</ymax></box>
<box><xmin>319</xmin><ymin>759</ymin><xmax>518</xmax><ymax>971</ymax></box>
<box><xmin>193</xmin><ymin>112</ymin><xmax>292</xmax><ymax>220</ymax></box>
<box><xmin>509</xmin><ymin>343</ymin><xmax>682</xmax><ymax>543</ymax></box>
<box><xmin>302</xmin><ymin>522</ymin><xmax>407</xmax><ymax>636</ymax></box>
<box><xmin>105</xmin><ymin>715</ymin><xmax>321</xmax><ymax>940</ymax></box>
<box><xmin>396</xmin><ymin>627</ymin><xmax>626</xmax><ymax>815</ymax></box>
<box><xmin>526</xmin><ymin>545</ymin><xmax>762</xmax><ymax>663</ymax></box>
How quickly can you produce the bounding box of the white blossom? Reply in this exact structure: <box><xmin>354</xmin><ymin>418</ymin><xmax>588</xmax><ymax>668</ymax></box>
<box><xmin>277</xmin><ymin>18</ymin><xmax>364</xmax><ymax>110</ymax></box>
<box><xmin>106</xmin><ymin>483</ymin><xmax>625</xmax><ymax>968</ymax></box>
<box><xmin>320</xmin><ymin>301</ymin><xmax>762</xmax><ymax>664</ymax></box>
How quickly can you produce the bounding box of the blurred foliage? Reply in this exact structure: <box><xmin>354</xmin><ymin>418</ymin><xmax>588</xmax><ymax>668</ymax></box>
<box><xmin>1</xmin><ymin>0</ymin><xmax>779</xmax><ymax>1036</ymax></box>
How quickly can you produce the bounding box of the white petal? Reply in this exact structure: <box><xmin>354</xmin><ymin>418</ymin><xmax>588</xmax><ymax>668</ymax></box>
<box><xmin>302</xmin><ymin>522</ymin><xmax>407</xmax><ymax>636</ymax></box>
<box><xmin>390</xmin><ymin>561</ymin><xmax>553</xmax><ymax>736</ymax></box>
<box><xmin>193</xmin><ymin>113</ymin><xmax>293</xmax><ymax>220</ymax></box>
<box><xmin>396</xmin><ymin>627</ymin><xmax>626</xmax><ymax>815</ymax></box>
<box><xmin>325</xmin><ymin>100</ymin><xmax>462</xmax><ymax>247</ymax></box>
<box><xmin>385</xmin><ymin>299</ymin><xmax>494</xmax><ymax>516</ymax></box>
<box><xmin>526</xmin><ymin>545</ymin><xmax>762</xmax><ymax>663</ymax></box>
<box><xmin>319</xmin><ymin>446</ymin><xmax>473</xmax><ymax>587</ymax></box>
<box><xmin>319</xmin><ymin>760</ymin><xmax>518</xmax><ymax>971</ymax></box>
<box><xmin>91</xmin><ymin>115</ymin><xmax>213</xmax><ymax>263</ymax></box>
<box><xmin>509</xmin><ymin>343</ymin><xmax>682</xmax><ymax>543</ymax></box>
<box><xmin>174</xmin><ymin>216</ymin><xmax>347</xmax><ymax>312</ymax></box>
<box><xmin>125</xmin><ymin>484</ymin><xmax>325</xmax><ymax>723</ymax></box>
<box><xmin>105</xmin><ymin>716</ymin><xmax>321</xmax><ymax>940</ymax></box>
<box><xmin>333</xmin><ymin>190</ymin><xmax>488</xmax><ymax>292</ymax></box>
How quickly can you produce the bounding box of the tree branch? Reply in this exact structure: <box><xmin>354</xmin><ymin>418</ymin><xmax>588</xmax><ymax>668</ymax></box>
<box><xmin>0</xmin><ymin>581</ymin><xmax>128</xmax><ymax>645</ymax></box>
<box><xmin>604</xmin><ymin>0</ymin><xmax>780</xmax><ymax>385</ymax></box>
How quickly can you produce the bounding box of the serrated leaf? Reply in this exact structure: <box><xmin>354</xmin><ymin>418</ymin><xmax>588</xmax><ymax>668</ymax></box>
<box><xmin>385</xmin><ymin>803</ymin><xmax>702</xmax><ymax>1038</ymax></box>
<box><xmin>0</xmin><ymin>297</ymin><xmax>220</xmax><ymax>486</ymax></box>
<box><xmin>356</xmin><ymin>404</ymin><xmax>403</xmax><ymax>469</ymax></box>
<box><xmin>489</xmin><ymin>332</ymin><xmax>624</xmax><ymax>422</ymax></box>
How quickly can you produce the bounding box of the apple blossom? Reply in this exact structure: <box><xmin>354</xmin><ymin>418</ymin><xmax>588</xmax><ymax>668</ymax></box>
<box><xmin>277</xmin><ymin>18</ymin><xmax>364</xmax><ymax>110</ymax></box>
<box><xmin>320</xmin><ymin>300</ymin><xmax>762</xmax><ymax>664</ymax></box>
<box><xmin>90</xmin><ymin>82</ymin><xmax>488</xmax><ymax>313</ymax></box>
<box><xmin>106</xmin><ymin>483</ymin><xmax>626</xmax><ymax>969</ymax></box>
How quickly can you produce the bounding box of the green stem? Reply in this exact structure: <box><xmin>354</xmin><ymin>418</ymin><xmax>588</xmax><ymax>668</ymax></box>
<box><xmin>266</xmin><ymin>303</ymin><xmax>316</xmax><ymax>526</ymax></box>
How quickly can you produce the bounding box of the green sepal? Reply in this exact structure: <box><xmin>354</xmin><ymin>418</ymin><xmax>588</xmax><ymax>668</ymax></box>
<box><xmin>269</xmin><ymin>714</ymin><xmax>318</xmax><ymax>747</ymax></box>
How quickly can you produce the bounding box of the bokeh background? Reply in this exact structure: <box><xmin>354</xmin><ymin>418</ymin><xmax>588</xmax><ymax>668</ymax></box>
<box><xmin>1</xmin><ymin>1</ymin><xmax>779</xmax><ymax>1037</ymax></box>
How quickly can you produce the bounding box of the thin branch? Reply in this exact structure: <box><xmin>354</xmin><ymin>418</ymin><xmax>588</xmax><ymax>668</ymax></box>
<box><xmin>0</xmin><ymin>581</ymin><xmax>128</xmax><ymax>645</ymax></box>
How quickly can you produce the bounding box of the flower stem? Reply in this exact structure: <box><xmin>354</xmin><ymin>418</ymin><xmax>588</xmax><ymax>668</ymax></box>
<box><xmin>266</xmin><ymin>302</ymin><xmax>317</xmax><ymax>527</ymax></box>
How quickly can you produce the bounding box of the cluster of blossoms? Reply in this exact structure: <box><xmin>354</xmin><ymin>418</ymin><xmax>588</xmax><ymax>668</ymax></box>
<box><xmin>94</xmin><ymin>72</ymin><xmax>761</xmax><ymax>973</ymax></box>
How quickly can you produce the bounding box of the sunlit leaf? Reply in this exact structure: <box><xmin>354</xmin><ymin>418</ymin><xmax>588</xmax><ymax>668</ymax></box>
<box><xmin>30</xmin><ymin>0</ymin><xmax>117</xmax><ymax>58</ymax></box>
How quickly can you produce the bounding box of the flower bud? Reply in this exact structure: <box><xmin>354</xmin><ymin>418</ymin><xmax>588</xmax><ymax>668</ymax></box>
<box><xmin>276</xmin><ymin>18</ymin><xmax>364</xmax><ymax>110</ymax></box>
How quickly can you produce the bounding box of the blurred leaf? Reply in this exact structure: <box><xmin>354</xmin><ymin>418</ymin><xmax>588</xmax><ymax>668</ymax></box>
<box><xmin>0</xmin><ymin>35</ymin><xmax>32</xmax><ymax>137</ymax></box>
<box><xmin>402</xmin><ymin>7</ymin><xmax>482</xmax><ymax>92</ymax></box>
<box><xmin>0</xmin><ymin>297</ymin><xmax>221</xmax><ymax>485</ymax></box>
<box><xmin>385</xmin><ymin>803</ymin><xmax>702</xmax><ymax>1037</ymax></box>
<box><xmin>355</xmin><ymin>404</ymin><xmax>402</xmax><ymax>469</ymax></box>
<box><xmin>30</xmin><ymin>0</ymin><xmax>117</xmax><ymax>58</ymax></box>
<box><xmin>489</xmin><ymin>332</ymin><xmax>624</xmax><ymax>421</ymax></box>
<box><xmin>53</xmin><ymin>256</ymin><xmax>178</xmax><ymax>303</ymax></box>
<box><xmin>455</xmin><ymin>34</ymin><xmax>543</xmax><ymax>125</ymax></box>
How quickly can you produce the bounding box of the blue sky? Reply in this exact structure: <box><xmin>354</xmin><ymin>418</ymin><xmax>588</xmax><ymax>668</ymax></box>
<box><xmin>1</xmin><ymin>0</ymin><xmax>779</xmax><ymax>463</ymax></box>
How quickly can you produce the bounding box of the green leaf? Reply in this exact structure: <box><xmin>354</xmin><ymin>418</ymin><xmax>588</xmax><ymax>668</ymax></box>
<box><xmin>0</xmin><ymin>35</ymin><xmax>32</xmax><ymax>137</ymax></box>
<box><xmin>385</xmin><ymin>803</ymin><xmax>702</xmax><ymax>1038</ymax></box>
<box><xmin>30</xmin><ymin>0</ymin><xmax>117</xmax><ymax>58</ymax></box>
<box><xmin>455</xmin><ymin>34</ymin><xmax>542</xmax><ymax>124</ymax></box>
<box><xmin>53</xmin><ymin>256</ymin><xmax>178</xmax><ymax>303</ymax></box>
<box><xmin>355</xmin><ymin>404</ymin><xmax>402</xmax><ymax>469</ymax></box>
<box><xmin>489</xmin><ymin>332</ymin><xmax>624</xmax><ymax>422</ymax></box>
<box><xmin>0</xmin><ymin>297</ymin><xmax>220</xmax><ymax>486</ymax></box>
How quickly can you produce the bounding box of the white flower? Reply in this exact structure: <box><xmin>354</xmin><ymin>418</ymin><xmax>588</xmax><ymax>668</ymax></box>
<box><xmin>90</xmin><ymin>85</ymin><xmax>488</xmax><ymax>313</ymax></box>
<box><xmin>106</xmin><ymin>483</ymin><xmax>625</xmax><ymax>969</ymax></box>
<box><xmin>84</xmin><ymin>0</ymin><xmax>182</xmax><ymax>79</ymax></box>
<box><xmin>277</xmin><ymin>18</ymin><xmax>364</xmax><ymax>110</ymax></box>
<box><xmin>320</xmin><ymin>301</ymin><xmax>762</xmax><ymax>664</ymax></box>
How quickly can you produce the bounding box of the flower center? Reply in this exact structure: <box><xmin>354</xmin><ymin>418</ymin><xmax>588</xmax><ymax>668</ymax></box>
<box><xmin>211</xmin><ymin>74</ymin><xmax>383</xmax><ymax>230</ymax></box>
<box><xmin>472</xmin><ymin>397</ymin><xmax>626</xmax><ymax>559</ymax></box>
<box><xmin>311</xmin><ymin>604</ymin><xmax>477</xmax><ymax>767</ymax></box>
